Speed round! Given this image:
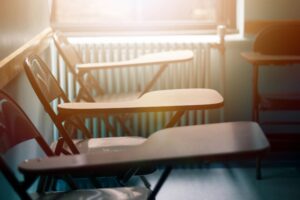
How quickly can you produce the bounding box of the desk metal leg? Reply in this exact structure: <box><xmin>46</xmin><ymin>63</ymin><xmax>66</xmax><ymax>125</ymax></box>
<box><xmin>148</xmin><ymin>166</ymin><xmax>173</xmax><ymax>200</ymax></box>
<box><xmin>115</xmin><ymin>115</ymin><xmax>134</xmax><ymax>136</ymax></box>
<box><xmin>139</xmin><ymin>64</ymin><xmax>168</xmax><ymax>97</ymax></box>
<box><xmin>256</xmin><ymin>157</ymin><xmax>262</xmax><ymax>180</ymax></box>
<box><xmin>252</xmin><ymin>65</ymin><xmax>259</xmax><ymax>122</ymax></box>
<box><xmin>165</xmin><ymin>111</ymin><xmax>185</xmax><ymax>128</ymax></box>
<box><xmin>103</xmin><ymin>114</ymin><xmax>117</xmax><ymax>137</ymax></box>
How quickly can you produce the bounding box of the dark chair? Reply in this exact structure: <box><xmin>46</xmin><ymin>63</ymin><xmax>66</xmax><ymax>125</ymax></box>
<box><xmin>0</xmin><ymin>90</ymin><xmax>149</xmax><ymax>200</ymax></box>
<box><xmin>24</xmin><ymin>55</ymin><xmax>146</xmax><ymax>155</ymax></box>
<box><xmin>242</xmin><ymin>24</ymin><xmax>300</xmax><ymax>128</ymax></box>
<box><xmin>24</xmin><ymin>55</ymin><xmax>153</xmax><ymax>187</ymax></box>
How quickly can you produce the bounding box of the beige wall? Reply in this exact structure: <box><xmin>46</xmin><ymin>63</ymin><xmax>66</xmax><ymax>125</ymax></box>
<box><xmin>245</xmin><ymin>0</ymin><xmax>300</xmax><ymax>20</ymax></box>
<box><xmin>0</xmin><ymin>0</ymin><xmax>49</xmax><ymax>59</ymax></box>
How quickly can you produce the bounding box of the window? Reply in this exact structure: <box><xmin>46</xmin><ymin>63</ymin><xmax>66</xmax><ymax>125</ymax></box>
<box><xmin>51</xmin><ymin>0</ymin><xmax>236</xmax><ymax>34</ymax></box>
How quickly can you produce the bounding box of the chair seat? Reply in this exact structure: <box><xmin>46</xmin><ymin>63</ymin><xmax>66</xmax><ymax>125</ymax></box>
<box><xmin>51</xmin><ymin>137</ymin><xmax>146</xmax><ymax>153</ymax></box>
<box><xmin>31</xmin><ymin>187</ymin><xmax>149</xmax><ymax>200</ymax></box>
<box><xmin>93</xmin><ymin>92</ymin><xmax>141</xmax><ymax>103</ymax></box>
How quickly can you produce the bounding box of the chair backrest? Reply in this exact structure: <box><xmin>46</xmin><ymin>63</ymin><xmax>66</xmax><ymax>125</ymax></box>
<box><xmin>253</xmin><ymin>24</ymin><xmax>300</xmax><ymax>55</ymax></box>
<box><xmin>23</xmin><ymin>55</ymin><xmax>69</xmax><ymax>127</ymax></box>
<box><xmin>25</xmin><ymin>55</ymin><xmax>68</xmax><ymax>104</ymax></box>
<box><xmin>0</xmin><ymin>91</ymin><xmax>54</xmax><ymax>156</ymax></box>
<box><xmin>24</xmin><ymin>55</ymin><xmax>93</xmax><ymax>154</ymax></box>
<box><xmin>53</xmin><ymin>32</ymin><xmax>104</xmax><ymax>101</ymax></box>
<box><xmin>53</xmin><ymin>31</ymin><xmax>83</xmax><ymax>74</ymax></box>
<box><xmin>0</xmin><ymin>90</ymin><xmax>55</xmax><ymax>199</ymax></box>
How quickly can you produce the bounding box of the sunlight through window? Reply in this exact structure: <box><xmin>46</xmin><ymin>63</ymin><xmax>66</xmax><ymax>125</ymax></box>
<box><xmin>51</xmin><ymin>0</ymin><xmax>236</xmax><ymax>33</ymax></box>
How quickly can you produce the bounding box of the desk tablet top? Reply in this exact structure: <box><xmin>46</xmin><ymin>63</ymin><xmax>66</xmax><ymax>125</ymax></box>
<box><xmin>58</xmin><ymin>89</ymin><xmax>224</xmax><ymax>116</ymax></box>
<box><xmin>77</xmin><ymin>50</ymin><xmax>193</xmax><ymax>70</ymax></box>
<box><xmin>19</xmin><ymin>122</ymin><xmax>269</xmax><ymax>176</ymax></box>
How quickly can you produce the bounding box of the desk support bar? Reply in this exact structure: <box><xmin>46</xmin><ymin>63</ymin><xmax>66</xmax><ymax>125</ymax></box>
<box><xmin>148</xmin><ymin>166</ymin><xmax>173</xmax><ymax>200</ymax></box>
<box><xmin>139</xmin><ymin>64</ymin><xmax>168</xmax><ymax>97</ymax></box>
<box><xmin>165</xmin><ymin>111</ymin><xmax>185</xmax><ymax>128</ymax></box>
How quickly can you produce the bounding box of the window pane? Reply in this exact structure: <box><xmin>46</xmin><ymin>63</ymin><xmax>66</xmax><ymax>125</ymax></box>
<box><xmin>53</xmin><ymin>0</ymin><xmax>137</xmax><ymax>23</ymax></box>
<box><xmin>51</xmin><ymin>0</ymin><xmax>236</xmax><ymax>32</ymax></box>
<box><xmin>141</xmin><ymin>0</ymin><xmax>217</xmax><ymax>22</ymax></box>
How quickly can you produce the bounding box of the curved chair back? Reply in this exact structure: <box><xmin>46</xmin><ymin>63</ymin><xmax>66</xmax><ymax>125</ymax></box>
<box><xmin>24</xmin><ymin>55</ymin><xmax>94</xmax><ymax>154</ymax></box>
<box><xmin>253</xmin><ymin>24</ymin><xmax>300</xmax><ymax>55</ymax></box>
<box><xmin>0</xmin><ymin>91</ymin><xmax>53</xmax><ymax>155</ymax></box>
<box><xmin>24</xmin><ymin>55</ymin><xmax>67</xmax><ymax>104</ymax></box>
<box><xmin>53</xmin><ymin>32</ymin><xmax>104</xmax><ymax>101</ymax></box>
<box><xmin>0</xmin><ymin>90</ymin><xmax>53</xmax><ymax>199</ymax></box>
<box><xmin>53</xmin><ymin>31</ymin><xmax>83</xmax><ymax>73</ymax></box>
<box><xmin>0</xmin><ymin>91</ymin><xmax>149</xmax><ymax>200</ymax></box>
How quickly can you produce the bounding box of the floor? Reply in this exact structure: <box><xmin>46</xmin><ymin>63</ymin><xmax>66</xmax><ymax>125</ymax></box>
<box><xmin>144</xmin><ymin>163</ymin><xmax>300</xmax><ymax>200</ymax></box>
<box><xmin>69</xmin><ymin>157</ymin><xmax>300</xmax><ymax>200</ymax></box>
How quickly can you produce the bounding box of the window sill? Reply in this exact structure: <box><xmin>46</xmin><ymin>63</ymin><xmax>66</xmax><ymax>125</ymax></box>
<box><xmin>68</xmin><ymin>32</ymin><xmax>247</xmax><ymax>47</ymax></box>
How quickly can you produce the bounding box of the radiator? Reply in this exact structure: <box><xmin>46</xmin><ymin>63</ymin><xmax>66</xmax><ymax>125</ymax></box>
<box><xmin>51</xmin><ymin>36</ymin><xmax>224</xmax><ymax>138</ymax></box>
